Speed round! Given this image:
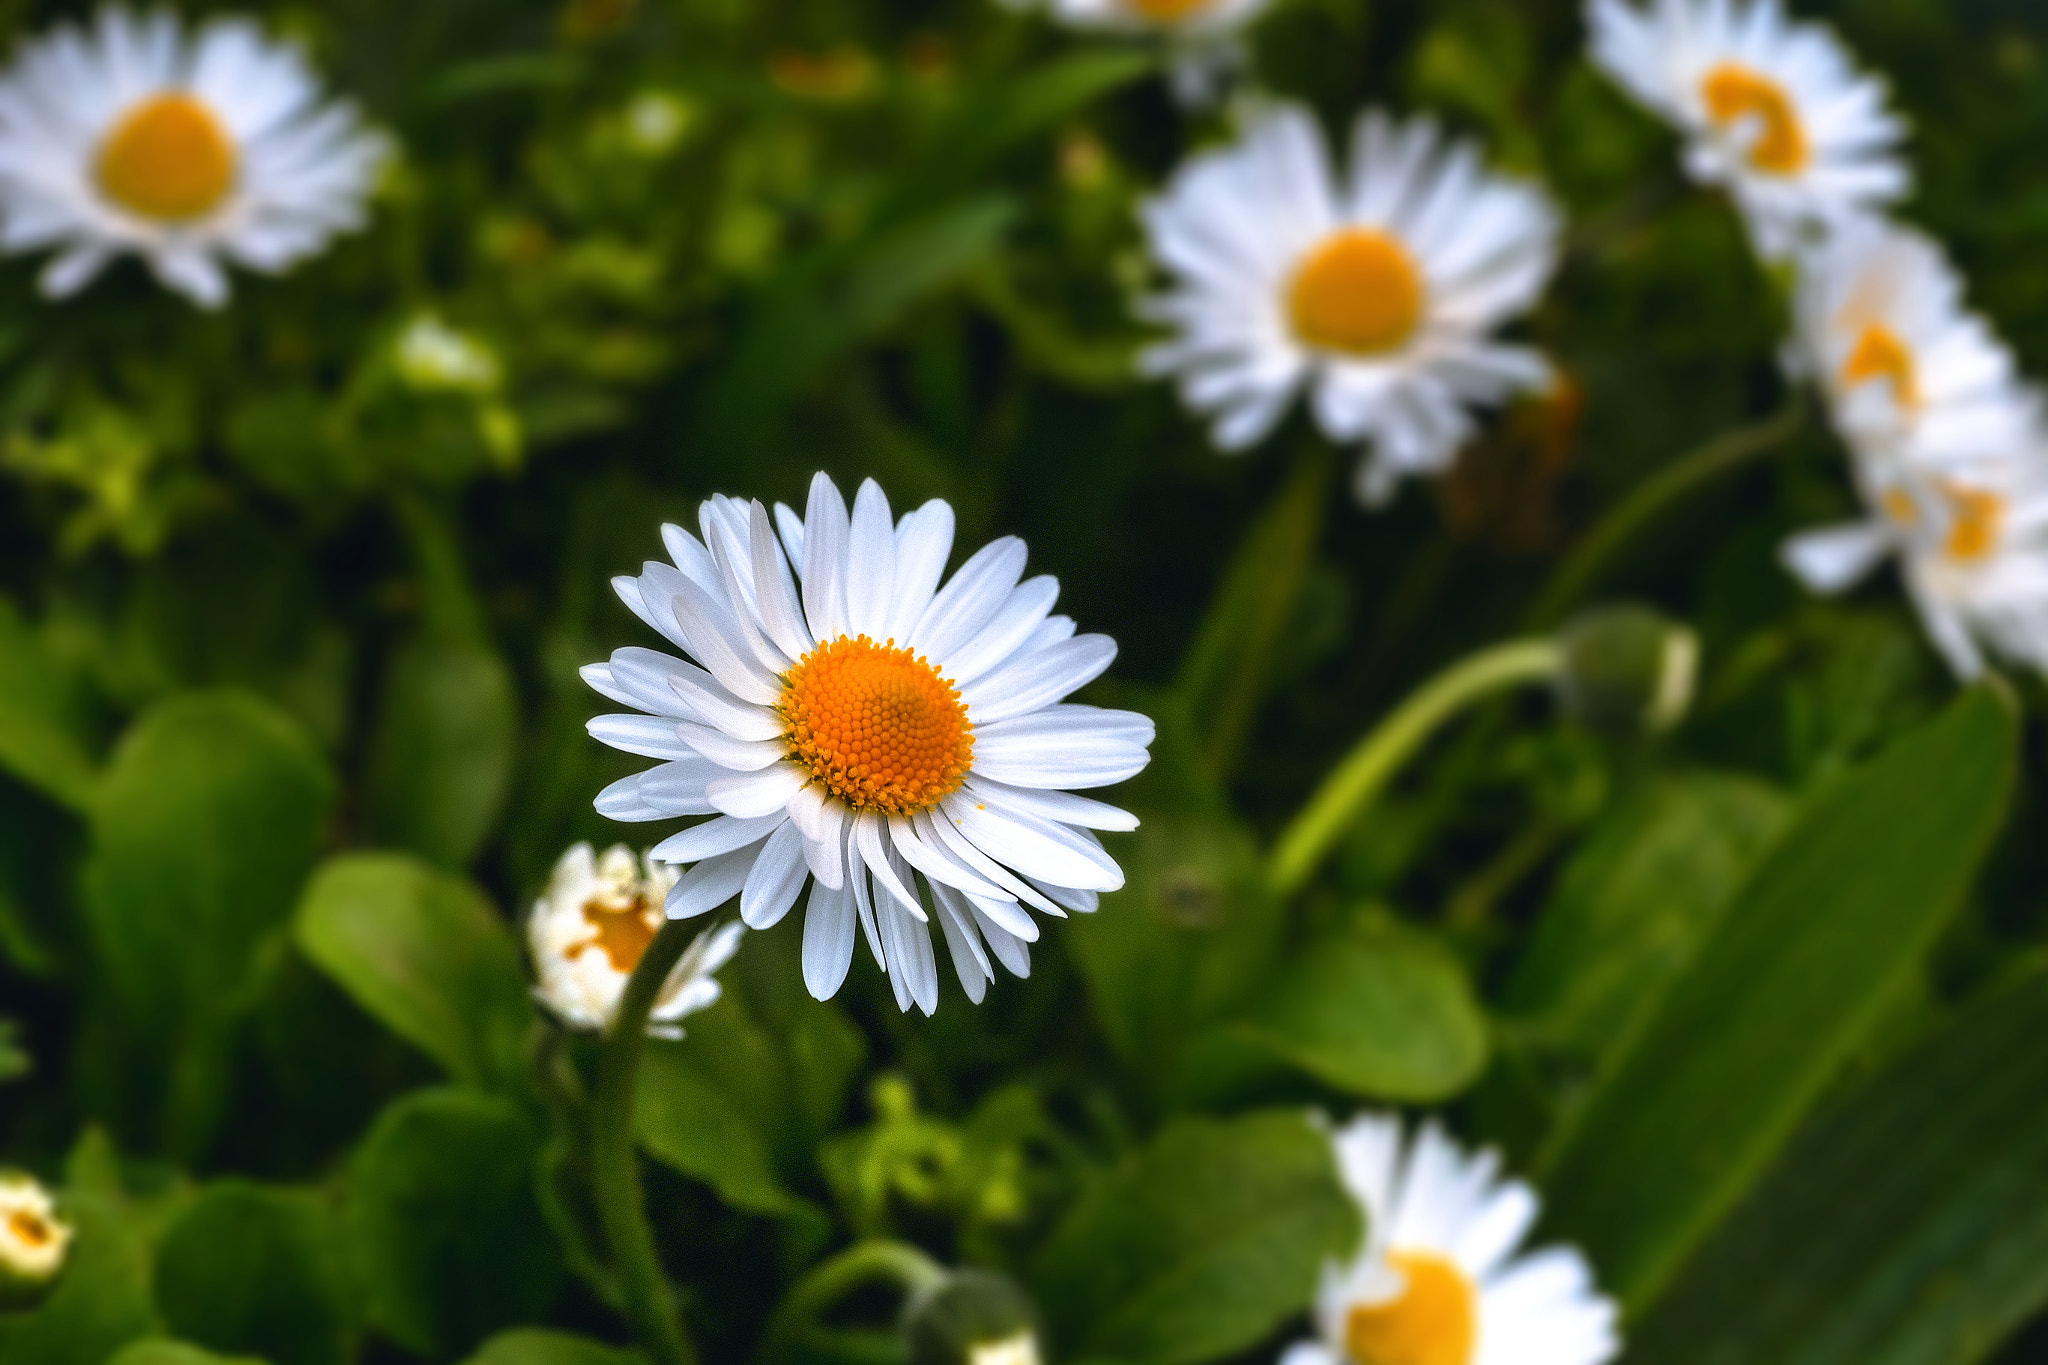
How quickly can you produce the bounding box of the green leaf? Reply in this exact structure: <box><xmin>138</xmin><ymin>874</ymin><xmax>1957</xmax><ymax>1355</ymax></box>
<box><xmin>460</xmin><ymin>1329</ymin><xmax>648</xmax><ymax>1365</ymax></box>
<box><xmin>1505</xmin><ymin>772</ymin><xmax>1792</xmax><ymax>1061</ymax></box>
<box><xmin>1538</xmin><ymin>686</ymin><xmax>2015</xmax><ymax>1310</ymax></box>
<box><xmin>1231</xmin><ymin>915</ymin><xmax>1488</xmax><ymax>1102</ymax></box>
<box><xmin>1630</xmin><ymin>965</ymin><xmax>2048</xmax><ymax>1365</ymax></box>
<box><xmin>293</xmin><ymin>854</ymin><xmax>533</xmax><ymax>1093</ymax></box>
<box><xmin>106</xmin><ymin>1344</ymin><xmax>269</xmax><ymax>1365</ymax></box>
<box><xmin>364</xmin><ymin>636</ymin><xmax>517</xmax><ymax>869</ymax></box>
<box><xmin>152</xmin><ymin>1183</ymin><xmax>354</xmax><ymax>1365</ymax></box>
<box><xmin>0</xmin><ymin>1016</ymin><xmax>27</xmax><ymax>1081</ymax></box>
<box><xmin>0</xmin><ymin>597</ymin><xmax>99</xmax><ymax>810</ymax></box>
<box><xmin>638</xmin><ymin>1037</ymin><xmax>807</xmax><ymax>1220</ymax></box>
<box><xmin>81</xmin><ymin>691</ymin><xmax>334</xmax><ymax>1154</ymax></box>
<box><xmin>343</xmin><ymin>1088</ymin><xmax>562</xmax><ymax>1359</ymax></box>
<box><xmin>1031</xmin><ymin>1111</ymin><xmax>1358</xmax><ymax>1365</ymax></box>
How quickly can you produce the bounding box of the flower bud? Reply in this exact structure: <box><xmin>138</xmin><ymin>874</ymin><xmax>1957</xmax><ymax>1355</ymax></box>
<box><xmin>1556</xmin><ymin>605</ymin><xmax>1699</xmax><ymax>736</ymax></box>
<box><xmin>0</xmin><ymin>1172</ymin><xmax>72</xmax><ymax>1310</ymax></box>
<box><xmin>905</xmin><ymin>1268</ymin><xmax>1043</xmax><ymax>1365</ymax></box>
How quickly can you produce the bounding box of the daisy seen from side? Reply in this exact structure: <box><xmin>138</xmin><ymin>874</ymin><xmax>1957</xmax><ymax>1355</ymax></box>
<box><xmin>1039</xmin><ymin>0</ymin><xmax>1273</xmax><ymax>105</ymax></box>
<box><xmin>0</xmin><ymin>7</ymin><xmax>388</xmax><ymax>306</ymax></box>
<box><xmin>1139</xmin><ymin>103</ymin><xmax>1562</xmax><ymax>504</ymax></box>
<box><xmin>1281</xmin><ymin>1113</ymin><xmax>1619</xmax><ymax>1365</ymax></box>
<box><xmin>1585</xmin><ymin>0</ymin><xmax>1908</xmax><ymax>261</ymax></box>
<box><xmin>583</xmin><ymin>473</ymin><xmax>1154</xmax><ymax>1016</ymax></box>
<box><xmin>528</xmin><ymin>842</ymin><xmax>744</xmax><ymax>1039</ymax></box>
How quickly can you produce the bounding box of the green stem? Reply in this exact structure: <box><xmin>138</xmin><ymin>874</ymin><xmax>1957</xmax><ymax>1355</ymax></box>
<box><xmin>1527</xmin><ymin>399</ymin><xmax>1805</xmax><ymax>628</ymax></box>
<box><xmin>592</xmin><ymin>917</ymin><xmax>700</xmax><ymax>1365</ymax></box>
<box><xmin>755</xmin><ymin>1240</ymin><xmax>948</xmax><ymax>1364</ymax></box>
<box><xmin>1269</xmin><ymin>639</ymin><xmax>1565</xmax><ymax>897</ymax></box>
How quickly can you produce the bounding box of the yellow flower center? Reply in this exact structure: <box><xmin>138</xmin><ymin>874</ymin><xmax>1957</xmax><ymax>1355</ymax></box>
<box><xmin>1127</xmin><ymin>0</ymin><xmax>1216</xmax><ymax>22</ymax></box>
<box><xmin>1882</xmin><ymin>487</ymin><xmax>1920</xmax><ymax>527</ymax></box>
<box><xmin>96</xmin><ymin>93</ymin><xmax>238</xmax><ymax>222</ymax></box>
<box><xmin>1941</xmin><ymin>485</ymin><xmax>2005</xmax><ymax>564</ymax></box>
<box><xmin>781</xmin><ymin>634</ymin><xmax>974</xmax><ymax>815</ymax></box>
<box><xmin>7</xmin><ymin>1209</ymin><xmax>51</xmax><ymax>1249</ymax></box>
<box><xmin>571</xmin><ymin>892</ymin><xmax>660</xmax><ymax>973</ymax></box>
<box><xmin>1288</xmin><ymin>229</ymin><xmax>1427</xmax><ymax>358</ymax></box>
<box><xmin>1840</xmin><ymin>324</ymin><xmax>1919</xmax><ymax>408</ymax></box>
<box><xmin>1343</xmin><ymin>1252</ymin><xmax>1477</xmax><ymax>1365</ymax></box>
<box><xmin>1700</xmin><ymin>64</ymin><xmax>1808</xmax><ymax>174</ymax></box>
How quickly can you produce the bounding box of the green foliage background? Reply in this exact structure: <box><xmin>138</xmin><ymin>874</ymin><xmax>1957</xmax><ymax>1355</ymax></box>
<box><xmin>3</xmin><ymin>0</ymin><xmax>2048</xmax><ymax>1362</ymax></box>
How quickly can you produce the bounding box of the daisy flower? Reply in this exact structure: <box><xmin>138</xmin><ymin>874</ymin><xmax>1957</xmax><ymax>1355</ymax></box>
<box><xmin>1040</xmin><ymin>0</ymin><xmax>1273</xmax><ymax>106</ymax></box>
<box><xmin>1586</xmin><ymin>0</ymin><xmax>1908</xmax><ymax>260</ymax></box>
<box><xmin>1139</xmin><ymin>104</ymin><xmax>1561</xmax><ymax>503</ymax></box>
<box><xmin>0</xmin><ymin>8</ymin><xmax>388</xmax><ymax>307</ymax></box>
<box><xmin>582</xmin><ymin>474</ymin><xmax>1153</xmax><ymax>1015</ymax></box>
<box><xmin>528</xmin><ymin>842</ymin><xmax>744</xmax><ymax>1039</ymax></box>
<box><xmin>1783</xmin><ymin>443</ymin><xmax>2048</xmax><ymax>679</ymax></box>
<box><xmin>0</xmin><ymin>1172</ymin><xmax>71</xmax><ymax>1303</ymax></box>
<box><xmin>1282</xmin><ymin>1114</ymin><xmax>1619</xmax><ymax>1365</ymax></box>
<box><xmin>1791</xmin><ymin>215</ymin><xmax>2038</xmax><ymax>469</ymax></box>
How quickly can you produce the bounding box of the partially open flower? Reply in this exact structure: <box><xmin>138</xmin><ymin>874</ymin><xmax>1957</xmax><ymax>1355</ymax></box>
<box><xmin>0</xmin><ymin>1172</ymin><xmax>72</xmax><ymax>1310</ymax></box>
<box><xmin>1557</xmin><ymin>606</ymin><xmax>1699</xmax><ymax>736</ymax></box>
<box><xmin>906</xmin><ymin>1268</ymin><xmax>1044</xmax><ymax>1365</ymax></box>
<box><xmin>528</xmin><ymin>842</ymin><xmax>744</xmax><ymax>1039</ymax></box>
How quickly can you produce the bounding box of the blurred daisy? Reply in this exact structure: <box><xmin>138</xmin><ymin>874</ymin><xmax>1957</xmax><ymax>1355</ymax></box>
<box><xmin>1586</xmin><ymin>0</ymin><xmax>1907</xmax><ymax>260</ymax></box>
<box><xmin>584</xmin><ymin>474</ymin><xmax>1153</xmax><ymax>1015</ymax></box>
<box><xmin>1783</xmin><ymin>446</ymin><xmax>2048</xmax><ymax>679</ymax></box>
<box><xmin>528</xmin><ymin>842</ymin><xmax>744</xmax><ymax>1039</ymax></box>
<box><xmin>1041</xmin><ymin>0</ymin><xmax>1273</xmax><ymax>105</ymax></box>
<box><xmin>0</xmin><ymin>8</ymin><xmax>388</xmax><ymax>307</ymax></box>
<box><xmin>1140</xmin><ymin>104</ymin><xmax>1561</xmax><ymax>503</ymax></box>
<box><xmin>1792</xmin><ymin>215</ymin><xmax>2038</xmax><ymax>468</ymax></box>
<box><xmin>0</xmin><ymin>1172</ymin><xmax>71</xmax><ymax>1300</ymax></box>
<box><xmin>1282</xmin><ymin>1114</ymin><xmax>1619</xmax><ymax>1365</ymax></box>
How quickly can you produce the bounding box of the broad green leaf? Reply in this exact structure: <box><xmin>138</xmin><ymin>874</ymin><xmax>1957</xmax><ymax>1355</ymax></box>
<box><xmin>363</xmin><ymin>636</ymin><xmax>517</xmax><ymax>869</ymax></box>
<box><xmin>343</xmin><ymin>1088</ymin><xmax>561</xmax><ymax>1359</ymax></box>
<box><xmin>81</xmin><ymin>691</ymin><xmax>334</xmax><ymax>1154</ymax></box>
<box><xmin>106</xmin><ymin>1344</ymin><xmax>268</xmax><ymax>1365</ymax></box>
<box><xmin>1505</xmin><ymin>772</ymin><xmax>1791</xmax><ymax>1060</ymax></box>
<box><xmin>1031</xmin><ymin>1111</ymin><xmax>1358</xmax><ymax>1365</ymax></box>
<box><xmin>153</xmin><ymin>1182</ymin><xmax>354</xmax><ymax>1365</ymax></box>
<box><xmin>1538</xmin><ymin>687</ymin><xmax>2015</xmax><ymax>1310</ymax></box>
<box><xmin>1232</xmin><ymin>915</ymin><xmax>1488</xmax><ymax>1102</ymax></box>
<box><xmin>293</xmin><ymin>854</ymin><xmax>533</xmax><ymax>1093</ymax></box>
<box><xmin>461</xmin><ymin>1329</ymin><xmax>648</xmax><ymax>1365</ymax></box>
<box><xmin>638</xmin><ymin>1039</ymin><xmax>807</xmax><ymax>1220</ymax></box>
<box><xmin>0</xmin><ymin>597</ymin><xmax>99</xmax><ymax>810</ymax></box>
<box><xmin>1630</xmin><ymin>965</ymin><xmax>2048</xmax><ymax>1364</ymax></box>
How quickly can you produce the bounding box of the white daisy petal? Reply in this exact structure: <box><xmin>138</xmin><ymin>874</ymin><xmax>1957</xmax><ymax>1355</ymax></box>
<box><xmin>801</xmin><ymin>877</ymin><xmax>858</xmax><ymax>1000</ymax></box>
<box><xmin>648</xmin><ymin>813</ymin><xmax>787</xmax><ymax>865</ymax></box>
<box><xmin>740</xmin><ymin>820</ymin><xmax>810</xmax><ymax>930</ymax></box>
<box><xmin>664</xmin><ymin>841</ymin><xmax>764</xmax><ymax>919</ymax></box>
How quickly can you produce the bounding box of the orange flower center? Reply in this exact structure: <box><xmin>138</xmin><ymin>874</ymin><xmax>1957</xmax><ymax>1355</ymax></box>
<box><xmin>1841</xmin><ymin>324</ymin><xmax>1919</xmax><ymax>408</ymax></box>
<box><xmin>1128</xmin><ymin>0</ymin><xmax>1216</xmax><ymax>22</ymax></box>
<box><xmin>1942</xmin><ymin>485</ymin><xmax>2005</xmax><ymax>563</ymax></box>
<box><xmin>1343</xmin><ymin>1252</ymin><xmax>1477</xmax><ymax>1365</ymax></box>
<box><xmin>570</xmin><ymin>893</ymin><xmax>660</xmax><ymax>973</ymax></box>
<box><xmin>96</xmin><ymin>93</ymin><xmax>238</xmax><ymax>222</ymax></box>
<box><xmin>781</xmin><ymin>634</ymin><xmax>974</xmax><ymax>815</ymax></box>
<box><xmin>1288</xmin><ymin>229</ymin><xmax>1426</xmax><ymax>358</ymax></box>
<box><xmin>1700</xmin><ymin>64</ymin><xmax>1808</xmax><ymax>174</ymax></box>
<box><xmin>7</xmin><ymin>1210</ymin><xmax>51</xmax><ymax>1248</ymax></box>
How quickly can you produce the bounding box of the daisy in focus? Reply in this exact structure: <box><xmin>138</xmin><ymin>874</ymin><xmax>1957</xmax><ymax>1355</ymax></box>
<box><xmin>1586</xmin><ymin>0</ymin><xmax>1907</xmax><ymax>261</ymax></box>
<box><xmin>528</xmin><ymin>842</ymin><xmax>744</xmax><ymax>1039</ymax></box>
<box><xmin>1040</xmin><ymin>0</ymin><xmax>1273</xmax><ymax>106</ymax></box>
<box><xmin>1283</xmin><ymin>1114</ymin><xmax>1619</xmax><ymax>1365</ymax></box>
<box><xmin>0</xmin><ymin>8</ymin><xmax>388</xmax><ymax>307</ymax></box>
<box><xmin>583</xmin><ymin>474</ymin><xmax>1154</xmax><ymax>1015</ymax></box>
<box><xmin>1139</xmin><ymin>104</ymin><xmax>1562</xmax><ymax>504</ymax></box>
<box><xmin>1791</xmin><ymin>215</ymin><xmax>2038</xmax><ymax>468</ymax></box>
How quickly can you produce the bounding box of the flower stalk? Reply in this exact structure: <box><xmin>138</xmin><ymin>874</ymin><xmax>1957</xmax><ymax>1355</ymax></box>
<box><xmin>758</xmin><ymin>1239</ymin><xmax>949</xmax><ymax>1363</ymax></box>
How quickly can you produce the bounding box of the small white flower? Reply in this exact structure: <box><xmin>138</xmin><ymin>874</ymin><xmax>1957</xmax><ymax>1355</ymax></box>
<box><xmin>1039</xmin><ymin>0</ymin><xmax>1273</xmax><ymax>106</ymax></box>
<box><xmin>0</xmin><ymin>7</ymin><xmax>389</xmax><ymax>307</ymax></box>
<box><xmin>528</xmin><ymin>842</ymin><xmax>744</xmax><ymax>1039</ymax></box>
<box><xmin>1586</xmin><ymin>0</ymin><xmax>1907</xmax><ymax>261</ymax></box>
<box><xmin>969</xmin><ymin>1334</ymin><xmax>1042</xmax><ymax>1365</ymax></box>
<box><xmin>1783</xmin><ymin>445</ymin><xmax>2048</xmax><ymax>680</ymax></box>
<box><xmin>583</xmin><ymin>473</ymin><xmax>1154</xmax><ymax>1015</ymax></box>
<box><xmin>1791</xmin><ymin>215</ymin><xmax>2038</xmax><ymax>469</ymax></box>
<box><xmin>1281</xmin><ymin>1114</ymin><xmax>1619</xmax><ymax>1365</ymax></box>
<box><xmin>1139</xmin><ymin>103</ymin><xmax>1561</xmax><ymax>503</ymax></box>
<box><xmin>0</xmin><ymin>1172</ymin><xmax>71</xmax><ymax>1287</ymax></box>
<box><xmin>395</xmin><ymin>312</ymin><xmax>503</xmax><ymax>394</ymax></box>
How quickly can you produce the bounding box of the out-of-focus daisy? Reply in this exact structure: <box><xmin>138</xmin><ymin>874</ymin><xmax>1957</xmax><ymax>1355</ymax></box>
<box><xmin>1283</xmin><ymin>1114</ymin><xmax>1620</xmax><ymax>1365</ymax></box>
<box><xmin>1139</xmin><ymin>104</ymin><xmax>1561</xmax><ymax>503</ymax></box>
<box><xmin>1040</xmin><ymin>0</ymin><xmax>1272</xmax><ymax>105</ymax></box>
<box><xmin>1792</xmin><ymin>215</ymin><xmax>2038</xmax><ymax>468</ymax></box>
<box><xmin>0</xmin><ymin>1172</ymin><xmax>71</xmax><ymax>1306</ymax></box>
<box><xmin>1586</xmin><ymin>0</ymin><xmax>1907</xmax><ymax>260</ymax></box>
<box><xmin>395</xmin><ymin>312</ymin><xmax>502</xmax><ymax>395</ymax></box>
<box><xmin>0</xmin><ymin>8</ymin><xmax>388</xmax><ymax>307</ymax></box>
<box><xmin>1784</xmin><ymin>446</ymin><xmax>2048</xmax><ymax>680</ymax></box>
<box><xmin>528</xmin><ymin>842</ymin><xmax>744</xmax><ymax>1039</ymax></box>
<box><xmin>583</xmin><ymin>474</ymin><xmax>1153</xmax><ymax>1015</ymax></box>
